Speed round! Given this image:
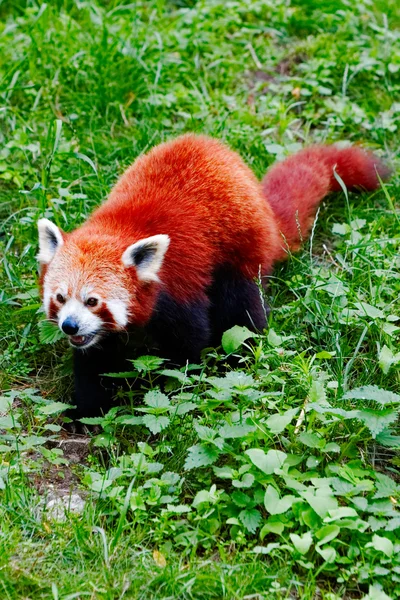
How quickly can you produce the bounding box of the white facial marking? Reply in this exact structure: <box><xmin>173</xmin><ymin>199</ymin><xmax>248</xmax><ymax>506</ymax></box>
<box><xmin>58</xmin><ymin>299</ymin><xmax>102</xmax><ymax>335</ymax></box>
<box><xmin>122</xmin><ymin>234</ymin><xmax>170</xmax><ymax>282</ymax></box>
<box><xmin>37</xmin><ymin>219</ymin><xmax>64</xmax><ymax>264</ymax></box>
<box><xmin>107</xmin><ymin>299</ymin><xmax>129</xmax><ymax>327</ymax></box>
<box><xmin>43</xmin><ymin>283</ymin><xmax>51</xmax><ymax>316</ymax></box>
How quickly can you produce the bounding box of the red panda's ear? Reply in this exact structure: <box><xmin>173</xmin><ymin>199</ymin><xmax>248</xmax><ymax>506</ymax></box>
<box><xmin>37</xmin><ymin>218</ymin><xmax>64</xmax><ymax>264</ymax></box>
<box><xmin>122</xmin><ymin>234</ymin><xmax>170</xmax><ymax>282</ymax></box>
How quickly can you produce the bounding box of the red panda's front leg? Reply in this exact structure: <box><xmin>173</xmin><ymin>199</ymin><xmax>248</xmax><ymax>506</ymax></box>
<box><xmin>69</xmin><ymin>295</ymin><xmax>212</xmax><ymax>419</ymax></box>
<box><xmin>208</xmin><ymin>265</ymin><xmax>269</xmax><ymax>346</ymax></box>
<box><xmin>70</xmin><ymin>334</ymin><xmax>130</xmax><ymax>419</ymax></box>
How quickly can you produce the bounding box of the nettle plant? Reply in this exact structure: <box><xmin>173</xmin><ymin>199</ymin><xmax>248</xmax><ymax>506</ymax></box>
<box><xmin>65</xmin><ymin>323</ymin><xmax>400</xmax><ymax>591</ymax></box>
<box><xmin>2</xmin><ymin>213</ymin><xmax>399</xmax><ymax>592</ymax></box>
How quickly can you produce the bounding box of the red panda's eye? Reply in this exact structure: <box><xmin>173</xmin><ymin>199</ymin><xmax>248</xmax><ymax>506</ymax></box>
<box><xmin>86</xmin><ymin>297</ymin><xmax>98</xmax><ymax>307</ymax></box>
<box><xmin>56</xmin><ymin>293</ymin><xmax>65</xmax><ymax>304</ymax></box>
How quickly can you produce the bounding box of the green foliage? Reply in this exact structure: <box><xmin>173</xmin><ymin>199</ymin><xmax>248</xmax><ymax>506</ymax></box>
<box><xmin>0</xmin><ymin>0</ymin><xmax>400</xmax><ymax>598</ymax></box>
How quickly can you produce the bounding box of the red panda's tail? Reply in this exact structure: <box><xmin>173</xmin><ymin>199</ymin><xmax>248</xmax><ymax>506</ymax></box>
<box><xmin>262</xmin><ymin>145</ymin><xmax>391</xmax><ymax>254</ymax></box>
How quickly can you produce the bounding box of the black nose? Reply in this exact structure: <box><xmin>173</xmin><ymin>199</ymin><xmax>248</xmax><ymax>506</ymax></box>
<box><xmin>61</xmin><ymin>317</ymin><xmax>79</xmax><ymax>335</ymax></box>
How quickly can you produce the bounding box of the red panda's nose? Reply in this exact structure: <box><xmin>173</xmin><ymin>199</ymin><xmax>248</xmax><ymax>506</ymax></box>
<box><xmin>62</xmin><ymin>317</ymin><xmax>79</xmax><ymax>335</ymax></box>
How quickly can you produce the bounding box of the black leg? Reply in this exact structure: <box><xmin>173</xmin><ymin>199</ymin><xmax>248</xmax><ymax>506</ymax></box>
<box><xmin>69</xmin><ymin>296</ymin><xmax>211</xmax><ymax>418</ymax></box>
<box><xmin>146</xmin><ymin>292</ymin><xmax>211</xmax><ymax>364</ymax></box>
<box><xmin>208</xmin><ymin>265</ymin><xmax>269</xmax><ymax>347</ymax></box>
<box><xmin>71</xmin><ymin>334</ymin><xmax>129</xmax><ymax>418</ymax></box>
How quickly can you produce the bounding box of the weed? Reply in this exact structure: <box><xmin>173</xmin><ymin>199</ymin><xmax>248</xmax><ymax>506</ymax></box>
<box><xmin>0</xmin><ymin>1</ymin><xmax>399</xmax><ymax>598</ymax></box>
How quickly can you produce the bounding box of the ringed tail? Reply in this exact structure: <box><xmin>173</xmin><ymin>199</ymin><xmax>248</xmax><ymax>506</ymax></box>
<box><xmin>262</xmin><ymin>144</ymin><xmax>391</xmax><ymax>255</ymax></box>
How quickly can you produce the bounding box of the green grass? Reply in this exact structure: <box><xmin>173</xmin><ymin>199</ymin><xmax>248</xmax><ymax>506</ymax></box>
<box><xmin>1</xmin><ymin>0</ymin><xmax>400</xmax><ymax>598</ymax></box>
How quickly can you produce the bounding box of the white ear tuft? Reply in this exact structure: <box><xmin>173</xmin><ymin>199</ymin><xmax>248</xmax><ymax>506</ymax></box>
<box><xmin>122</xmin><ymin>234</ymin><xmax>170</xmax><ymax>282</ymax></box>
<box><xmin>37</xmin><ymin>218</ymin><xmax>64</xmax><ymax>264</ymax></box>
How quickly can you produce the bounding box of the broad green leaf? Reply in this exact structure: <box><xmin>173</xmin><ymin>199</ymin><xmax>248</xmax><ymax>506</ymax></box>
<box><xmin>39</xmin><ymin>401</ymin><xmax>72</xmax><ymax>415</ymax></box>
<box><xmin>130</xmin><ymin>491</ymin><xmax>146</xmax><ymax>511</ymax></box>
<box><xmin>332</xmin><ymin>222</ymin><xmax>351</xmax><ymax>235</ymax></box>
<box><xmin>368</xmin><ymin>516</ymin><xmax>388</xmax><ymax>531</ymax></box>
<box><xmin>131</xmin><ymin>356</ymin><xmax>164</xmax><ymax>373</ymax></box>
<box><xmin>213</xmin><ymin>466</ymin><xmax>234</xmax><ymax>479</ymax></box>
<box><xmin>301</xmin><ymin>490</ymin><xmax>338</xmax><ymax>518</ymax></box>
<box><xmin>265</xmin><ymin>408</ymin><xmax>299</xmax><ymax>434</ymax></box>
<box><xmin>267</xmin><ymin>329</ymin><xmax>294</xmax><ymax>347</ymax></box>
<box><xmin>239</xmin><ymin>508</ymin><xmax>261</xmax><ymax>533</ymax></box>
<box><xmin>193</xmin><ymin>489</ymin><xmax>213</xmax><ymax>507</ymax></box>
<box><xmin>44</xmin><ymin>424</ymin><xmax>61</xmax><ymax>432</ymax></box>
<box><xmin>160</xmin><ymin>369</ymin><xmax>188</xmax><ymax>382</ymax></box>
<box><xmin>165</xmin><ymin>504</ymin><xmax>191</xmax><ymax>514</ymax></box>
<box><xmin>115</xmin><ymin>416</ymin><xmax>143</xmax><ymax>426</ymax></box>
<box><xmin>309</xmin><ymin>379</ymin><xmax>327</xmax><ymax>404</ymax></box>
<box><xmin>246</xmin><ymin>448</ymin><xmax>287</xmax><ymax>474</ymax></box>
<box><xmin>93</xmin><ymin>433</ymin><xmax>116</xmax><ymax>447</ymax></box>
<box><xmin>325</xmin><ymin>507</ymin><xmax>358</xmax><ymax>521</ymax></box>
<box><xmin>290</xmin><ymin>531</ymin><xmax>312</xmax><ymax>555</ymax></box>
<box><xmin>252</xmin><ymin>543</ymin><xmax>281</xmax><ymax>555</ymax></box>
<box><xmin>315</xmin><ymin>350</ymin><xmax>335</xmax><ymax>359</ymax></box>
<box><xmin>344</xmin><ymin>385</ymin><xmax>400</xmax><ymax>405</ymax></box>
<box><xmin>142</xmin><ymin>414</ymin><xmax>170</xmax><ymax>434</ymax></box>
<box><xmin>366</xmin><ymin>534</ymin><xmax>393</xmax><ymax>557</ymax></box>
<box><xmin>232</xmin><ymin>473</ymin><xmax>255</xmax><ymax>489</ymax></box>
<box><xmin>221</xmin><ymin>325</ymin><xmax>257</xmax><ymax>354</ymax></box>
<box><xmin>260</xmin><ymin>519</ymin><xmax>285</xmax><ymax>538</ymax></box>
<box><xmin>321</xmin><ymin>442</ymin><xmax>340</xmax><ymax>453</ymax></box>
<box><xmin>219</xmin><ymin>423</ymin><xmax>255</xmax><ymax>438</ymax></box>
<box><xmin>175</xmin><ymin>402</ymin><xmax>197</xmax><ymax>416</ymax></box>
<box><xmin>386</xmin><ymin>517</ymin><xmax>400</xmax><ymax>531</ymax></box>
<box><xmin>319</xmin><ymin>275</ymin><xmax>348</xmax><ymax>297</ymax></box>
<box><xmin>354</xmin><ymin>302</ymin><xmax>385</xmax><ymax>320</ymax></box>
<box><xmin>350</xmin><ymin>218</ymin><xmax>366</xmax><ymax>230</ymax></box>
<box><xmin>0</xmin><ymin>396</ymin><xmax>13</xmax><ymax>413</ymax></box>
<box><xmin>143</xmin><ymin>390</ymin><xmax>170</xmax><ymax>410</ymax></box>
<box><xmin>265</xmin><ymin>143</ymin><xmax>284</xmax><ymax>155</ymax></box>
<box><xmin>373</xmin><ymin>473</ymin><xmax>400</xmax><ymax>499</ymax></box>
<box><xmin>356</xmin><ymin>408</ymin><xmax>398</xmax><ymax>438</ymax></box>
<box><xmin>315</xmin><ymin>524</ymin><xmax>340</xmax><ymax>545</ymax></box>
<box><xmin>316</xmin><ymin>545</ymin><xmax>336</xmax><ymax>563</ymax></box>
<box><xmin>298</xmin><ymin>431</ymin><xmax>325</xmax><ymax>449</ymax></box>
<box><xmin>79</xmin><ymin>416</ymin><xmax>106</xmax><ymax>425</ymax></box>
<box><xmin>90</xmin><ymin>479</ymin><xmax>113</xmax><ymax>493</ymax></box>
<box><xmin>264</xmin><ymin>485</ymin><xmax>296</xmax><ymax>515</ymax></box>
<box><xmin>102</xmin><ymin>371</ymin><xmax>138</xmax><ymax>378</ymax></box>
<box><xmin>0</xmin><ymin>415</ymin><xmax>21</xmax><ymax>429</ymax></box>
<box><xmin>362</xmin><ymin>585</ymin><xmax>393</xmax><ymax>600</ymax></box>
<box><xmin>306</xmin><ymin>456</ymin><xmax>320</xmax><ymax>469</ymax></box>
<box><xmin>376</xmin><ymin>430</ymin><xmax>400</xmax><ymax>448</ymax></box>
<box><xmin>194</xmin><ymin>422</ymin><xmax>217</xmax><ymax>442</ymax></box>
<box><xmin>20</xmin><ymin>435</ymin><xmax>47</xmax><ymax>448</ymax></box>
<box><xmin>184</xmin><ymin>444</ymin><xmax>219</xmax><ymax>470</ymax></box>
<box><xmin>336</xmin><ymin>518</ymin><xmax>367</xmax><ymax>532</ymax></box>
<box><xmin>382</xmin><ymin>322</ymin><xmax>400</xmax><ymax>337</ymax></box>
<box><xmin>232</xmin><ymin>491</ymin><xmax>252</xmax><ymax>508</ymax></box>
<box><xmin>378</xmin><ymin>345</ymin><xmax>400</xmax><ymax>374</ymax></box>
<box><xmin>352</xmin><ymin>496</ymin><xmax>368</xmax><ymax>511</ymax></box>
<box><xmin>307</xmin><ymin>403</ymin><xmax>359</xmax><ymax>419</ymax></box>
<box><xmin>38</xmin><ymin>320</ymin><xmax>64</xmax><ymax>344</ymax></box>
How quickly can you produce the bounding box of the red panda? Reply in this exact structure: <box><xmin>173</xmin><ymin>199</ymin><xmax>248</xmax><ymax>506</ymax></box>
<box><xmin>37</xmin><ymin>134</ymin><xmax>389</xmax><ymax>416</ymax></box>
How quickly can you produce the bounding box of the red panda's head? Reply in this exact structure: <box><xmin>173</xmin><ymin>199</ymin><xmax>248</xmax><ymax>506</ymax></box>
<box><xmin>37</xmin><ymin>219</ymin><xmax>170</xmax><ymax>349</ymax></box>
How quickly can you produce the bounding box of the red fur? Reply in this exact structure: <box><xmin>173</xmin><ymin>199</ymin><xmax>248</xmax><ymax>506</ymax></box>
<box><xmin>56</xmin><ymin>135</ymin><xmax>389</xmax><ymax>322</ymax></box>
<box><xmin>262</xmin><ymin>144</ymin><xmax>390</xmax><ymax>251</ymax></box>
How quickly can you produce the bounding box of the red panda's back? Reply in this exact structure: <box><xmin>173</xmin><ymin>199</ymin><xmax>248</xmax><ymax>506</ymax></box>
<box><xmin>86</xmin><ymin>135</ymin><xmax>281</xmax><ymax>302</ymax></box>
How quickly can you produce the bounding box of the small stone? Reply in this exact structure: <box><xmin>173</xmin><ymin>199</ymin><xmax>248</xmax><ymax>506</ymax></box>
<box><xmin>45</xmin><ymin>493</ymin><xmax>85</xmax><ymax>522</ymax></box>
